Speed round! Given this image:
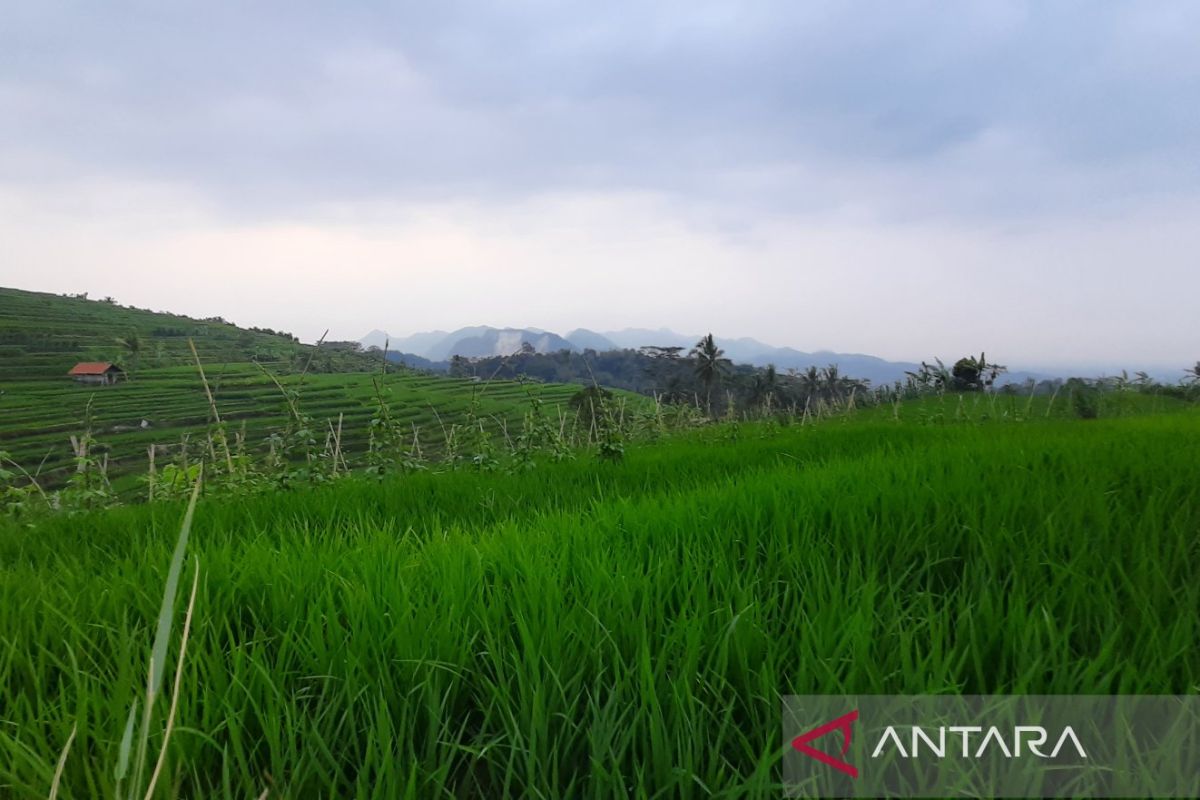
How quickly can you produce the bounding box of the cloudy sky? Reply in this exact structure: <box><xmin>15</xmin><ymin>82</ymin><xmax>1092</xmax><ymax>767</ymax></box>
<box><xmin>1</xmin><ymin>1</ymin><xmax>1197</xmax><ymax>372</ymax></box>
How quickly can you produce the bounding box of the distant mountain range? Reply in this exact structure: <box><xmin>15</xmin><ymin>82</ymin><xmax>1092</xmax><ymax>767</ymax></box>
<box><xmin>360</xmin><ymin>325</ymin><xmax>1191</xmax><ymax>386</ymax></box>
<box><xmin>359</xmin><ymin>325</ymin><xmax>955</xmax><ymax>385</ymax></box>
<box><xmin>363</xmin><ymin>326</ymin><xmax>576</xmax><ymax>361</ymax></box>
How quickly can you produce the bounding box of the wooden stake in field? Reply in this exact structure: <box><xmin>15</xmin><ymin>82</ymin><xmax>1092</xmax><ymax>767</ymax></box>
<box><xmin>326</xmin><ymin>412</ymin><xmax>347</xmax><ymax>475</ymax></box>
<box><xmin>1046</xmin><ymin>385</ymin><xmax>1061</xmax><ymax>418</ymax></box>
<box><xmin>147</xmin><ymin>445</ymin><xmax>157</xmax><ymax>503</ymax></box>
<box><xmin>410</xmin><ymin>423</ymin><xmax>423</xmax><ymax>462</ymax></box>
<box><xmin>68</xmin><ymin>434</ymin><xmax>86</xmax><ymax>474</ymax></box>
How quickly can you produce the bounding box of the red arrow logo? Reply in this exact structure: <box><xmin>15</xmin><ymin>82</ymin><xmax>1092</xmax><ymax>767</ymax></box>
<box><xmin>791</xmin><ymin>709</ymin><xmax>859</xmax><ymax>778</ymax></box>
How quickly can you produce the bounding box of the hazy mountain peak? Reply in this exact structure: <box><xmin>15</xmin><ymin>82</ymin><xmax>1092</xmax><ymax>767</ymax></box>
<box><xmin>413</xmin><ymin>326</ymin><xmax>575</xmax><ymax>360</ymax></box>
<box><xmin>360</xmin><ymin>329</ymin><xmax>391</xmax><ymax>350</ymax></box>
<box><xmin>565</xmin><ymin>329</ymin><xmax>619</xmax><ymax>352</ymax></box>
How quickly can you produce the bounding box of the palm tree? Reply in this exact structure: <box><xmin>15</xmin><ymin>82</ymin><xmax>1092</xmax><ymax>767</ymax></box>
<box><xmin>689</xmin><ymin>333</ymin><xmax>731</xmax><ymax>415</ymax></box>
<box><xmin>798</xmin><ymin>366</ymin><xmax>822</xmax><ymax>404</ymax></box>
<box><xmin>747</xmin><ymin>364</ymin><xmax>778</xmax><ymax>410</ymax></box>
<box><xmin>114</xmin><ymin>329</ymin><xmax>142</xmax><ymax>377</ymax></box>
<box><xmin>907</xmin><ymin>358</ymin><xmax>951</xmax><ymax>393</ymax></box>
<box><xmin>1185</xmin><ymin>362</ymin><xmax>1200</xmax><ymax>386</ymax></box>
<box><xmin>820</xmin><ymin>364</ymin><xmax>843</xmax><ymax>400</ymax></box>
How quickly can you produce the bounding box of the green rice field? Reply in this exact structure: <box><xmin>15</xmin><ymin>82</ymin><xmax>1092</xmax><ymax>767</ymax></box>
<box><xmin>0</xmin><ymin>287</ymin><xmax>594</xmax><ymax>492</ymax></box>
<box><xmin>0</xmin><ymin>365</ymin><xmax>583</xmax><ymax>490</ymax></box>
<box><xmin>2</xmin><ymin>407</ymin><xmax>1197</xmax><ymax>797</ymax></box>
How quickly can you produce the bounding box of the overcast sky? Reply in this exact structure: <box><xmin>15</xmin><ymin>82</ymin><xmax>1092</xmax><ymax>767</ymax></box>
<box><xmin>1</xmin><ymin>1</ymin><xmax>1197</xmax><ymax>371</ymax></box>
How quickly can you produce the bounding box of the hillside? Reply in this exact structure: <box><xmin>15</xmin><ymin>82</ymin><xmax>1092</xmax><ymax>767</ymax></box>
<box><xmin>0</xmin><ymin>286</ymin><xmax>377</xmax><ymax>379</ymax></box>
<box><xmin>0</xmin><ymin>288</ymin><xmax>588</xmax><ymax>490</ymax></box>
<box><xmin>565</xmin><ymin>328</ymin><xmax>619</xmax><ymax>351</ymax></box>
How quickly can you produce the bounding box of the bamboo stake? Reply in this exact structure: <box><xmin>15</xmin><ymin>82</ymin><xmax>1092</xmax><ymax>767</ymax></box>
<box><xmin>147</xmin><ymin>445</ymin><xmax>156</xmax><ymax>503</ymax></box>
<box><xmin>410</xmin><ymin>423</ymin><xmax>423</xmax><ymax>461</ymax></box>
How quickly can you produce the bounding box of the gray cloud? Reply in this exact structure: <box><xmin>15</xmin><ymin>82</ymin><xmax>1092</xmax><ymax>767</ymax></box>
<box><xmin>2</xmin><ymin>1</ymin><xmax>1198</xmax><ymax>371</ymax></box>
<box><xmin>3</xmin><ymin>1</ymin><xmax>1198</xmax><ymax>218</ymax></box>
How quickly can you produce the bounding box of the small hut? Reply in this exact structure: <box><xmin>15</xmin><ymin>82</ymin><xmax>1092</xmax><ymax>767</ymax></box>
<box><xmin>67</xmin><ymin>362</ymin><xmax>125</xmax><ymax>385</ymax></box>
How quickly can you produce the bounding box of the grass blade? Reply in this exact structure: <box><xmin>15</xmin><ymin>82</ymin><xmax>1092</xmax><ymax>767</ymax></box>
<box><xmin>48</xmin><ymin>723</ymin><xmax>77</xmax><ymax>800</ymax></box>
<box><xmin>130</xmin><ymin>474</ymin><xmax>202</xmax><ymax>800</ymax></box>
<box><xmin>114</xmin><ymin>699</ymin><xmax>139</xmax><ymax>782</ymax></box>
<box><xmin>144</xmin><ymin>558</ymin><xmax>201</xmax><ymax>800</ymax></box>
<box><xmin>149</xmin><ymin>475</ymin><xmax>201</xmax><ymax>698</ymax></box>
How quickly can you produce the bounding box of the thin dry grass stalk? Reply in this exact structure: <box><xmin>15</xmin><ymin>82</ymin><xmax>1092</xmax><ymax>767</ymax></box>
<box><xmin>47</xmin><ymin>723</ymin><xmax>76</xmax><ymax>800</ymax></box>
<box><xmin>188</xmin><ymin>338</ymin><xmax>235</xmax><ymax>474</ymax></box>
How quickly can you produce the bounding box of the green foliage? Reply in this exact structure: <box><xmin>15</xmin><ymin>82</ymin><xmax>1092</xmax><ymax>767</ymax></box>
<box><xmin>364</xmin><ymin>378</ymin><xmax>426</xmax><ymax>479</ymax></box>
<box><xmin>1070</xmin><ymin>380</ymin><xmax>1101</xmax><ymax>420</ymax></box>
<box><xmin>52</xmin><ymin>397</ymin><xmax>119</xmax><ymax>514</ymax></box>
<box><xmin>1</xmin><ymin>410</ymin><xmax>1197</xmax><ymax>796</ymax></box>
<box><xmin>442</xmin><ymin>342</ymin><xmax>876</xmax><ymax>420</ymax></box>
<box><xmin>950</xmin><ymin>352</ymin><xmax>1007</xmax><ymax>391</ymax></box>
<box><xmin>0</xmin><ymin>361</ymin><xmax>587</xmax><ymax>493</ymax></box>
<box><xmin>906</xmin><ymin>357</ymin><xmax>952</xmax><ymax>392</ymax></box>
<box><xmin>0</xmin><ymin>451</ymin><xmax>45</xmax><ymax>518</ymax></box>
<box><xmin>114</xmin><ymin>328</ymin><xmax>142</xmax><ymax>376</ymax></box>
<box><xmin>689</xmin><ymin>332</ymin><xmax>732</xmax><ymax>413</ymax></box>
<box><xmin>155</xmin><ymin>462</ymin><xmax>202</xmax><ymax>501</ymax></box>
<box><xmin>458</xmin><ymin>389</ymin><xmax>499</xmax><ymax>471</ymax></box>
<box><xmin>124</xmin><ymin>478</ymin><xmax>201</xmax><ymax>800</ymax></box>
<box><xmin>906</xmin><ymin>353</ymin><xmax>1006</xmax><ymax>393</ymax></box>
<box><xmin>3</xmin><ymin>338</ymin><xmax>1196</xmax><ymax>519</ymax></box>
<box><xmin>511</xmin><ymin>382</ymin><xmax>572</xmax><ymax>469</ymax></box>
<box><xmin>569</xmin><ymin>385</ymin><xmax>626</xmax><ymax>461</ymax></box>
<box><xmin>1185</xmin><ymin>361</ymin><xmax>1200</xmax><ymax>387</ymax></box>
<box><xmin>569</xmin><ymin>385</ymin><xmax>613</xmax><ymax>437</ymax></box>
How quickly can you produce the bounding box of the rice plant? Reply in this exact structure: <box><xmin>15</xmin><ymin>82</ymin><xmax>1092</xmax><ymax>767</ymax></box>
<box><xmin>2</xmin><ymin>410</ymin><xmax>1197</xmax><ymax>797</ymax></box>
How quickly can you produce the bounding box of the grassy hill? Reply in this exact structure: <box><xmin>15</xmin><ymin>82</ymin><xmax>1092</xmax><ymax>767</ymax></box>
<box><xmin>0</xmin><ymin>287</ymin><xmax>588</xmax><ymax>490</ymax></box>
<box><xmin>0</xmin><ymin>286</ymin><xmax>359</xmax><ymax>379</ymax></box>
<box><xmin>1</xmin><ymin>409</ymin><xmax>1197</xmax><ymax>796</ymax></box>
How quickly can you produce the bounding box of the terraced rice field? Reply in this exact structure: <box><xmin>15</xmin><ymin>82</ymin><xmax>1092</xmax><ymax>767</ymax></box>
<box><xmin>0</xmin><ymin>286</ymin><xmax>318</xmax><ymax>379</ymax></box>
<box><xmin>0</xmin><ymin>364</ymin><xmax>583</xmax><ymax>489</ymax></box>
<box><xmin>1</xmin><ymin>286</ymin><xmax>592</xmax><ymax>489</ymax></box>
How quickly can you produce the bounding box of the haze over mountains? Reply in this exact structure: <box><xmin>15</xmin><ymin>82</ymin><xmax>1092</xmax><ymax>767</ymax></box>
<box><xmin>361</xmin><ymin>326</ymin><xmax>928</xmax><ymax>386</ymax></box>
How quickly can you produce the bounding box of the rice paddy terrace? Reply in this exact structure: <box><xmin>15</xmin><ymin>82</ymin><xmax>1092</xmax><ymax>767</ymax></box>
<box><xmin>0</xmin><ymin>287</ymin><xmax>584</xmax><ymax>488</ymax></box>
<box><xmin>0</xmin><ymin>286</ymin><xmax>330</xmax><ymax>378</ymax></box>
<box><xmin>1</xmin><ymin>366</ymin><xmax>582</xmax><ymax>487</ymax></box>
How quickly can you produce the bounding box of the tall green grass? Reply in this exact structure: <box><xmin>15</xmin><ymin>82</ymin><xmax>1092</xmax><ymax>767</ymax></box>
<box><xmin>1</xmin><ymin>411</ymin><xmax>1198</xmax><ymax>797</ymax></box>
